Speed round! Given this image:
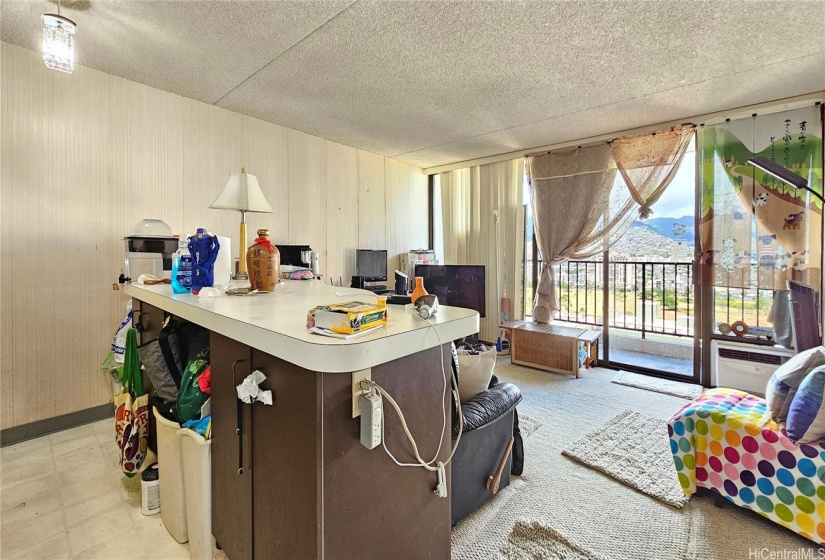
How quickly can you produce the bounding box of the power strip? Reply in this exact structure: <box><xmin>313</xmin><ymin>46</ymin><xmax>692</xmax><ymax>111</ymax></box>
<box><xmin>360</xmin><ymin>389</ymin><xmax>382</xmax><ymax>450</ymax></box>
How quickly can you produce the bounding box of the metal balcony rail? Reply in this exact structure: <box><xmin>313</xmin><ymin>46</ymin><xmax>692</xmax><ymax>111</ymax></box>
<box><xmin>523</xmin><ymin>260</ymin><xmax>774</xmax><ymax>338</ymax></box>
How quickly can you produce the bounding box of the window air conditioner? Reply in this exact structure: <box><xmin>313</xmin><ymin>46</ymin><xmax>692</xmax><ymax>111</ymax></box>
<box><xmin>711</xmin><ymin>340</ymin><xmax>794</xmax><ymax>396</ymax></box>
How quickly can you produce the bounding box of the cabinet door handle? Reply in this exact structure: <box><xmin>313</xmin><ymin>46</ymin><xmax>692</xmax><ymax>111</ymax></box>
<box><xmin>232</xmin><ymin>359</ymin><xmax>249</xmax><ymax>475</ymax></box>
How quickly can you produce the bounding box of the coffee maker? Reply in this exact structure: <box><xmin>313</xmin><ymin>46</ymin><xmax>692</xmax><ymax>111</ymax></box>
<box><xmin>122</xmin><ymin>219</ymin><xmax>179</xmax><ymax>282</ymax></box>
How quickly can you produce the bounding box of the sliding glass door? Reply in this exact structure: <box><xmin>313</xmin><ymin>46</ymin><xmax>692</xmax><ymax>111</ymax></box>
<box><xmin>523</xmin><ymin>148</ymin><xmax>700</xmax><ymax>381</ymax></box>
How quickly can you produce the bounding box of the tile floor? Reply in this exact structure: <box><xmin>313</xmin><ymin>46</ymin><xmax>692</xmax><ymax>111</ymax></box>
<box><xmin>1</xmin><ymin>419</ymin><xmax>187</xmax><ymax>559</ymax></box>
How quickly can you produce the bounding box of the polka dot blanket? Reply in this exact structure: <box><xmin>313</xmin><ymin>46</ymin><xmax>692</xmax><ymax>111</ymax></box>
<box><xmin>668</xmin><ymin>388</ymin><xmax>825</xmax><ymax>545</ymax></box>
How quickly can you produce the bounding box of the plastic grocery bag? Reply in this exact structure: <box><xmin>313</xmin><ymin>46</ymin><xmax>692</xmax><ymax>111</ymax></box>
<box><xmin>111</xmin><ymin>300</ymin><xmax>133</xmax><ymax>365</ymax></box>
<box><xmin>114</xmin><ymin>328</ymin><xmax>149</xmax><ymax>477</ymax></box>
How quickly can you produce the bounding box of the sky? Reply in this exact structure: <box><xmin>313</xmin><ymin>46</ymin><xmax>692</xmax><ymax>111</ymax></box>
<box><xmin>649</xmin><ymin>151</ymin><xmax>696</xmax><ymax>219</ymax></box>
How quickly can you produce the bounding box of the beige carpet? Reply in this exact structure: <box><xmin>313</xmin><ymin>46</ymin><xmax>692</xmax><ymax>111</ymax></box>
<box><xmin>451</xmin><ymin>358</ymin><xmax>817</xmax><ymax>560</ymax></box>
<box><xmin>611</xmin><ymin>370</ymin><xmax>704</xmax><ymax>399</ymax></box>
<box><xmin>562</xmin><ymin>409</ymin><xmax>690</xmax><ymax>509</ymax></box>
<box><xmin>519</xmin><ymin>414</ymin><xmax>542</xmax><ymax>439</ymax></box>
<box><xmin>499</xmin><ymin>520</ymin><xmax>608</xmax><ymax>560</ymax></box>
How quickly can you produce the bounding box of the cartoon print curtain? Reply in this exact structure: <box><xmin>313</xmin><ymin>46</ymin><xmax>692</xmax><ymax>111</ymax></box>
<box><xmin>698</xmin><ymin>105</ymin><xmax>823</xmax><ymax>292</ymax></box>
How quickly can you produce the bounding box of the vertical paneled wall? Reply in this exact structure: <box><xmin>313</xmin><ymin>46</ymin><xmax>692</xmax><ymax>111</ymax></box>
<box><xmin>0</xmin><ymin>43</ymin><xmax>428</xmax><ymax>429</ymax></box>
<box><xmin>385</xmin><ymin>159</ymin><xmax>429</xmax><ymax>271</ymax></box>
<box><xmin>357</xmin><ymin>150</ymin><xmax>387</xmax><ymax>250</ymax></box>
<box><xmin>326</xmin><ymin>143</ymin><xmax>359</xmax><ymax>286</ymax></box>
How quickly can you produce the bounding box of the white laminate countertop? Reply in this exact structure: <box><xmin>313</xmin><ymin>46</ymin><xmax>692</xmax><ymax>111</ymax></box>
<box><xmin>124</xmin><ymin>281</ymin><xmax>479</xmax><ymax>373</ymax></box>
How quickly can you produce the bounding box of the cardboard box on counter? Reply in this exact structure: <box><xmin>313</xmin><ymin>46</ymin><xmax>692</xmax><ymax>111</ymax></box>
<box><xmin>307</xmin><ymin>300</ymin><xmax>388</xmax><ymax>335</ymax></box>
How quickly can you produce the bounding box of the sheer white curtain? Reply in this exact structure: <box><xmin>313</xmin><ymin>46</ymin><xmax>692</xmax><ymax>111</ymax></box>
<box><xmin>437</xmin><ymin>160</ymin><xmax>524</xmax><ymax>342</ymax></box>
<box><xmin>609</xmin><ymin>126</ymin><xmax>695</xmax><ymax>219</ymax></box>
<box><xmin>526</xmin><ymin>145</ymin><xmax>638</xmax><ymax>322</ymax></box>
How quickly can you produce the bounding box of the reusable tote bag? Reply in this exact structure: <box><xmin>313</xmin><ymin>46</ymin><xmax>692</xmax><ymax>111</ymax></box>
<box><xmin>456</xmin><ymin>343</ymin><xmax>496</xmax><ymax>403</ymax></box>
<box><xmin>114</xmin><ymin>328</ymin><xmax>150</xmax><ymax>477</ymax></box>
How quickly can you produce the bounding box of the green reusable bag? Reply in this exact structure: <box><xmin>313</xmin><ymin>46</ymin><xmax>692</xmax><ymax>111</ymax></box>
<box><xmin>122</xmin><ymin>328</ymin><xmax>143</xmax><ymax>396</ymax></box>
<box><xmin>114</xmin><ymin>328</ymin><xmax>149</xmax><ymax>477</ymax></box>
<box><xmin>177</xmin><ymin>357</ymin><xmax>210</xmax><ymax>424</ymax></box>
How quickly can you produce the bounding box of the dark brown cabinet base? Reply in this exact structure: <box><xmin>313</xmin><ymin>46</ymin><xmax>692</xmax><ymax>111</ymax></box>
<box><xmin>210</xmin><ymin>333</ymin><xmax>253</xmax><ymax>560</ymax></box>
<box><xmin>211</xmin><ymin>332</ymin><xmax>452</xmax><ymax>560</ymax></box>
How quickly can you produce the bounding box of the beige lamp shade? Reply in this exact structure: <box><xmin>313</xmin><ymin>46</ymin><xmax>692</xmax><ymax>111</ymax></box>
<box><xmin>210</xmin><ymin>169</ymin><xmax>273</xmax><ymax>213</ymax></box>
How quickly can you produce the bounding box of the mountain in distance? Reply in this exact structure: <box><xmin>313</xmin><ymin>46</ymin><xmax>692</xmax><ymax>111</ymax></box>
<box><xmin>611</xmin><ymin>216</ymin><xmax>695</xmax><ymax>261</ymax></box>
<box><xmin>638</xmin><ymin>215</ymin><xmax>695</xmax><ymax>243</ymax></box>
<box><xmin>614</xmin><ymin>223</ymin><xmax>682</xmax><ymax>260</ymax></box>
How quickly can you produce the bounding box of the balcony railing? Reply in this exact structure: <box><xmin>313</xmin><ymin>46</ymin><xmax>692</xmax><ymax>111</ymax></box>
<box><xmin>524</xmin><ymin>260</ymin><xmax>775</xmax><ymax>338</ymax></box>
<box><xmin>553</xmin><ymin>261</ymin><xmax>694</xmax><ymax>337</ymax></box>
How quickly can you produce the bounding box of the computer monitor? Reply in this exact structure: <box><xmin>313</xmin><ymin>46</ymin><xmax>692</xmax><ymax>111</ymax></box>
<box><xmin>355</xmin><ymin>249</ymin><xmax>388</xmax><ymax>282</ymax></box>
<box><xmin>275</xmin><ymin>244</ymin><xmax>312</xmax><ymax>267</ymax></box>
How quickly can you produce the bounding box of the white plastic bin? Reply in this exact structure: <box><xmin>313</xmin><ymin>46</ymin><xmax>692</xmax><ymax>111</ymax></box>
<box><xmin>177</xmin><ymin>428</ymin><xmax>215</xmax><ymax>560</ymax></box>
<box><xmin>153</xmin><ymin>407</ymin><xmax>188</xmax><ymax>543</ymax></box>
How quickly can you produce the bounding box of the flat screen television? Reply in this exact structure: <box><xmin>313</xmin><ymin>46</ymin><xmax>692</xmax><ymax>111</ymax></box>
<box><xmin>355</xmin><ymin>249</ymin><xmax>388</xmax><ymax>282</ymax></box>
<box><xmin>414</xmin><ymin>264</ymin><xmax>486</xmax><ymax>318</ymax></box>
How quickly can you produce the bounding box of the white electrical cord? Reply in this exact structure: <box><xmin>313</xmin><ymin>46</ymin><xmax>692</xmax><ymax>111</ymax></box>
<box><xmin>376</xmin><ymin>333</ymin><xmax>448</xmax><ymax>468</ymax></box>
<box><xmin>361</xmin><ymin>311</ymin><xmax>464</xmax><ymax>477</ymax></box>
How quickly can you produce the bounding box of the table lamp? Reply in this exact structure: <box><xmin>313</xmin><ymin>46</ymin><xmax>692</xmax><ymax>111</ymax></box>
<box><xmin>210</xmin><ymin>167</ymin><xmax>273</xmax><ymax>280</ymax></box>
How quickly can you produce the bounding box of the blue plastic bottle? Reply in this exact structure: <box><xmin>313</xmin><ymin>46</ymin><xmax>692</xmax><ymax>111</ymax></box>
<box><xmin>188</xmin><ymin>228</ymin><xmax>220</xmax><ymax>295</ymax></box>
<box><xmin>172</xmin><ymin>239</ymin><xmax>193</xmax><ymax>294</ymax></box>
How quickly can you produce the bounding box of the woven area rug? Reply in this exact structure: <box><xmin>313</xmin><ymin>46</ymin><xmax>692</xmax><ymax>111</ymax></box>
<box><xmin>611</xmin><ymin>370</ymin><xmax>703</xmax><ymax>400</ymax></box>
<box><xmin>499</xmin><ymin>520</ymin><xmax>608</xmax><ymax>560</ymax></box>
<box><xmin>561</xmin><ymin>409</ymin><xmax>690</xmax><ymax>508</ymax></box>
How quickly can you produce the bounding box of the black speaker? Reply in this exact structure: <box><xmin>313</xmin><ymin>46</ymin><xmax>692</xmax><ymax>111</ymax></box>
<box><xmin>351</xmin><ymin>275</ymin><xmax>365</xmax><ymax>289</ymax></box>
<box><xmin>395</xmin><ymin>271</ymin><xmax>408</xmax><ymax>295</ymax></box>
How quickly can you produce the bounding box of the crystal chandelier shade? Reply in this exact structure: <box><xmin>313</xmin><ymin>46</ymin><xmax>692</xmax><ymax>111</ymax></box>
<box><xmin>41</xmin><ymin>13</ymin><xmax>76</xmax><ymax>74</ymax></box>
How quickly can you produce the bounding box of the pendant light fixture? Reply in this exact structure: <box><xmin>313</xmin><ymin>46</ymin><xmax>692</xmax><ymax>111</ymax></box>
<box><xmin>41</xmin><ymin>0</ymin><xmax>76</xmax><ymax>73</ymax></box>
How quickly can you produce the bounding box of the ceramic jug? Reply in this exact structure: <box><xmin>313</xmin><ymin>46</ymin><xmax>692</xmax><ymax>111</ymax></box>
<box><xmin>246</xmin><ymin>229</ymin><xmax>280</xmax><ymax>292</ymax></box>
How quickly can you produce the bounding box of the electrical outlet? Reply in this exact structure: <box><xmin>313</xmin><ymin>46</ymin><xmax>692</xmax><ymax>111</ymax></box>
<box><xmin>359</xmin><ymin>390</ymin><xmax>382</xmax><ymax>450</ymax></box>
<box><xmin>352</xmin><ymin>368</ymin><xmax>371</xmax><ymax>418</ymax></box>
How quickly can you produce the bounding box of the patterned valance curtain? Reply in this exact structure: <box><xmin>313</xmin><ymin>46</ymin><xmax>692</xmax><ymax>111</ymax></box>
<box><xmin>698</xmin><ymin>105</ymin><xmax>823</xmax><ymax>293</ymax></box>
<box><xmin>609</xmin><ymin>126</ymin><xmax>696</xmax><ymax>219</ymax></box>
<box><xmin>526</xmin><ymin>145</ymin><xmax>635</xmax><ymax>322</ymax></box>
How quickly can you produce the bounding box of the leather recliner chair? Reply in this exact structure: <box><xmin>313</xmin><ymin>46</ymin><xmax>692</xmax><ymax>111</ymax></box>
<box><xmin>450</xmin><ymin>343</ymin><xmax>523</xmax><ymax>525</ymax></box>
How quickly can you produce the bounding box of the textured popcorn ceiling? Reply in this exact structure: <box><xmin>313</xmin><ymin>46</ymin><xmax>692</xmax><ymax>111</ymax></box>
<box><xmin>3</xmin><ymin>1</ymin><xmax>824</xmax><ymax>169</ymax></box>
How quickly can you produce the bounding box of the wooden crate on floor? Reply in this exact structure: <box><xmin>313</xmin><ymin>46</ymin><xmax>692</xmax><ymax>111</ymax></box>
<box><xmin>506</xmin><ymin>322</ymin><xmax>600</xmax><ymax>378</ymax></box>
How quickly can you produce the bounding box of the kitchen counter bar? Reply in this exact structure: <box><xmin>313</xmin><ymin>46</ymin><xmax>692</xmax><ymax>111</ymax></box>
<box><xmin>124</xmin><ymin>280</ymin><xmax>478</xmax><ymax>373</ymax></box>
<box><xmin>125</xmin><ymin>279</ymin><xmax>479</xmax><ymax>560</ymax></box>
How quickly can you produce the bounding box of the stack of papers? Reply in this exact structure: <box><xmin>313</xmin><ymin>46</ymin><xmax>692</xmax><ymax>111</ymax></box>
<box><xmin>309</xmin><ymin>325</ymin><xmax>385</xmax><ymax>340</ymax></box>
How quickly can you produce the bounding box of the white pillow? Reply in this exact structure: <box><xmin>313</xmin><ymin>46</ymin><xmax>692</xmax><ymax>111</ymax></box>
<box><xmin>765</xmin><ymin>346</ymin><xmax>825</xmax><ymax>422</ymax></box>
<box><xmin>457</xmin><ymin>346</ymin><xmax>496</xmax><ymax>403</ymax></box>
